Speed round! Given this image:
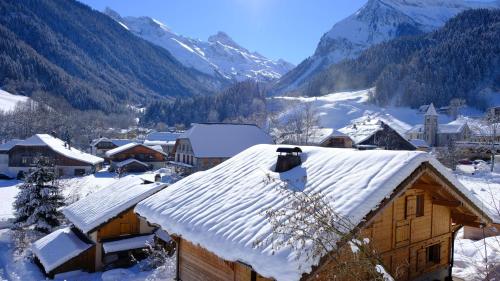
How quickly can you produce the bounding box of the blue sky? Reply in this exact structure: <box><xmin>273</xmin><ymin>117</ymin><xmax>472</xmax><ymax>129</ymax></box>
<box><xmin>79</xmin><ymin>0</ymin><xmax>367</xmax><ymax>65</ymax></box>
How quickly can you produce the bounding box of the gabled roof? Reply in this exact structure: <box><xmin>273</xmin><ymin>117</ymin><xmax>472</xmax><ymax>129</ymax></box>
<box><xmin>146</xmin><ymin>132</ymin><xmax>181</xmax><ymax>142</ymax></box>
<box><xmin>62</xmin><ymin>175</ymin><xmax>166</xmax><ymax>233</ymax></box>
<box><xmin>410</xmin><ymin>139</ymin><xmax>429</xmax><ymax>148</ymax></box>
<box><xmin>14</xmin><ymin>134</ymin><xmax>103</xmax><ymax>165</ymax></box>
<box><xmin>425</xmin><ymin>103</ymin><xmax>438</xmax><ymax>116</ymax></box>
<box><xmin>339</xmin><ymin>119</ymin><xmax>383</xmax><ymax>144</ymax></box>
<box><xmin>0</xmin><ymin>139</ymin><xmax>22</xmax><ymax>152</ymax></box>
<box><xmin>32</xmin><ymin>227</ymin><xmax>93</xmax><ymax>273</ymax></box>
<box><xmin>307</xmin><ymin>127</ymin><xmax>349</xmax><ymax>145</ymax></box>
<box><xmin>90</xmin><ymin>137</ymin><xmax>138</xmax><ymax>147</ymax></box>
<box><xmin>438</xmin><ymin>123</ymin><xmax>467</xmax><ymax>134</ymax></box>
<box><xmin>115</xmin><ymin>158</ymin><xmax>150</xmax><ymax>168</ymax></box>
<box><xmin>135</xmin><ymin>144</ymin><xmax>490</xmax><ymax>281</ymax></box>
<box><xmin>105</xmin><ymin>143</ymin><xmax>167</xmax><ymax>157</ymax></box>
<box><xmin>178</xmin><ymin>123</ymin><xmax>273</xmax><ymax>158</ymax></box>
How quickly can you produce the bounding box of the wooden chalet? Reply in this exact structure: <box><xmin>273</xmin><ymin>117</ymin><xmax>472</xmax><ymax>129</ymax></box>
<box><xmin>135</xmin><ymin>145</ymin><xmax>492</xmax><ymax>281</ymax></box>
<box><xmin>105</xmin><ymin>143</ymin><xmax>167</xmax><ymax>172</ymax></box>
<box><xmin>6</xmin><ymin>134</ymin><xmax>103</xmax><ymax>177</ymax></box>
<box><xmin>170</xmin><ymin>123</ymin><xmax>273</xmax><ymax>173</ymax></box>
<box><xmin>341</xmin><ymin>119</ymin><xmax>416</xmax><ymax>151</ymax></box>
<box><xmin>90</xmin><ymin>138</ymin><xmax>136</xmax><ymax>157</ymax></box>
<box><xmin>307</xmin><ymin>127</ymin><xmax>353</xmax><ymax>148</ymax></box>
<box><xmin>32</xmin><ymin>176</ymin><xmax>168</xmax><ymax>277</ymax></box>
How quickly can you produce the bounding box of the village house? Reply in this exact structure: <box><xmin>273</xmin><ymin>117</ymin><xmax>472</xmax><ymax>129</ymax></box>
<box><xmin>32</xmin><ymin>176</ymin><xmax>168</xmax><ymax>277</ymax></box>
<box><xmin>105</xmin><ymin>143</ymin><xmax>167</xmax><ymax>173</ymax></box>
<box><xmin>144</xmin><ymin>131</ymin><xmax>182</xmax><ymax>158</ymax></box>
<box><xmin>307</xmin><ymin>127</ymin><xmax>353</xmax><ymax>148</ymax></box>
<box><xmin>135</xmin><ymin>145</ymin><xmax>491</xmax><ymax>281</ymax></box>
<box><xmin>406</xmin><ymin>104</ymin><xmax>471</xmax><ymax>147</ymax></box>
<box><xmin>170</xmin><ymin>123</ymin><xmax>273</xmax><ymax>173</ymax></box>
<box><xmin>3</xmin><ymin>134</ymin><xmax>103</xmax><ymax>177</ymax></box>
<box><xmin>0</xmin><ymin>139</ymin><xmax>22</xmax><ymax>177</ymax></box>
<box><xmin>90</xmin><ymin>138</ymin><xmax>137</xmax><ymax>157</ymax></box>
<box><xmin>340</xmin><ymin>119</ymin><xmax>416</xmax><ymax>150</ymax></box>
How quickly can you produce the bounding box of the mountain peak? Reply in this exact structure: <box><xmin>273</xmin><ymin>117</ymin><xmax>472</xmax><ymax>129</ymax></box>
<box><xmin>103</xmin><ymin>7</ymin><xmax>122</xmax><ymax>21</ymax></box>
<box><xmin>208</xmin><ymin>31</ymin><xmax>242</xmax><ymax>49</ymax></box>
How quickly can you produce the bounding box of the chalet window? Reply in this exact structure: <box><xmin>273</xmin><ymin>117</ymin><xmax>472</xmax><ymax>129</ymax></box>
<box><xmin>416</xmin><ymin>194</ymin><xmax>424</xmax><ymax>217</ymax></box>
<box><xmin>427</xmin><ymin>244</ymin><xmax>441</xmax><ymax>264</ymax></box>
<box><xmin>176</xmin><ymin>154</ymin><xmax>180</xmax><ymax>162</ymax></box>
<box><xmin>74</xmin><ymin>169</ymin><xmax>85</xmax><ymax>176</ymax></box>
<box><xmin>183</xmin><ymin>155</ymin><xmax>186</xmax><ymax>163</ymax></box>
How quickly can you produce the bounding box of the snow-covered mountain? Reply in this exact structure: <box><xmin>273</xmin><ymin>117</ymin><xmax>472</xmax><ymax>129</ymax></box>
<box><xmin>0</xmin><ymin>89</ymin><xmax>29</xmax><ymax>112</ymax></box>
<box><xmin>104</xmin><ymin>8</ymin><xmax>294</xmax><ymax>82</ymax></box>
<box><xmin>274</xmin><ymin>0</ymin><xmax>499</xmax><ymax>93</ymax></box>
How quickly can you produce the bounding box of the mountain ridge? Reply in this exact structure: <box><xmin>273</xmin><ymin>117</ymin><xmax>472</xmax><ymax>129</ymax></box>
<box><xmin>272</xmin><ymin>0</ymin><xmax>499</xmax><ymax>94</ymax></box>
<box><xmin>104</xmin><ymin>8</ymin><xmax>294</xmax><ymax>82</ymax></box>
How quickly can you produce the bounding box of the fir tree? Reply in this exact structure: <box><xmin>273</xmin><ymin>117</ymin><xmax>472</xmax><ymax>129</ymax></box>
<box><xmin>13</xmin><ymin>158</ymin><xmax>65</xmax><ymax>234</ymax></box>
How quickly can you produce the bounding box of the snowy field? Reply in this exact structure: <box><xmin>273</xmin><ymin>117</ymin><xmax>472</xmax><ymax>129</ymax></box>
<box><xmin>453</xmin><ymin>165</ymin><xmax>500</xmax><ymax>280</ymax></box>
<box><xmin>0</xmin><ymin>89</ymin><xmax>29</xmax><ymax>112</ymax></box>
<box><xmin>270</xmin><ymin>88</ymin><xmax>484</xmax><ymax>131</ymax></box>
<box><xmin>0</xmin><ymin>168</ymin><xmax>178</xmax><ymax>281</ymax></box>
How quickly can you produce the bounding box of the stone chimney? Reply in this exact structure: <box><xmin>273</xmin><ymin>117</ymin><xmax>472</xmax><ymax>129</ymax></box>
<box><xmin>275</xmin><ymin>147</ymin><xmax>302</xmax><ymax>173</ymax></box>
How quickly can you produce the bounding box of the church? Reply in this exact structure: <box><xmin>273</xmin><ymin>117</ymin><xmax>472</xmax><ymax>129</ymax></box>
<box><xmin>406</xmin><ymin>104</ymin><xmax>471</xmax><ymax>147</ymax></box>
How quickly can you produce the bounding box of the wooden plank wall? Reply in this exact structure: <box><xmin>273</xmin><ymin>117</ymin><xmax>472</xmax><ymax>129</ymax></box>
<box><xmin>178</xmin><ymin>239</ymin><xmax>273</xmax><ymax>281</ymax></box>
<box><xmin>50</xmin><ymin>245</ymin><xmax>96</xmax><ymax>276</ymax></box>
<box><xmin>364</xmin><ymin>188</ymin><xmax>451</xmax><ymax>281</ymax></box>
<box><xmin>96</xmin><ymin>208</ymin><xmax>140</xmax><ymax>241</ymax></box>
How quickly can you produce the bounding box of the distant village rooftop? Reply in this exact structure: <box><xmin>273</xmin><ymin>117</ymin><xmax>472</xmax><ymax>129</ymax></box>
<box><xmin>16</xmin><ymin>134</ymin><xmax>103</xmax><ymax>165</ymax></box>
<box><xmin>178</xmin><ymin>123</ymin><xmax>274</xmax><ymax>158</ymax></box>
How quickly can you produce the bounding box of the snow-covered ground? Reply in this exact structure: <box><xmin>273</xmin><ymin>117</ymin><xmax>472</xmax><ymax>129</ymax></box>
<box><xmin>0</xmin><ymin>89</ymin><xmax>29</xmax><ymax>113</ymax></box>
<box><xmin>453</xmin><ymin>164</ymin><xmax>500</xmax><ymax>280</ymax></box>
<box><xmin>0</xmin><ymin>168</ymin><xmax>179</xmax><ymax>280</ymax></box>
<box><xmin>271</xmin><ymin>88</ymin><xmax>486</xmax><ymax>135</ymax></box>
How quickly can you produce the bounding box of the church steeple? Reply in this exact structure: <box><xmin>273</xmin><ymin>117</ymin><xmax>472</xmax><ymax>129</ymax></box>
<box><xmin>424</xmin><ymin>103</ymin><xmax>438</xmax><ymax>146</ymax></box>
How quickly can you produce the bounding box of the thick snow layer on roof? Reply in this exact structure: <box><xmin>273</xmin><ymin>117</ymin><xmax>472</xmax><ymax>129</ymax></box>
<box><xmin>90</xmin><ymin>138</ymin><xmax>138</xmax><ymax>147</ymax></box>
<box><xmin>115</xmin><ymin>159</ymin><xmax>150</xmax><ymax>168</ymax></box>
<box><xmin>409</xmin><ymin>139</ymin><xmax>429</xmax><ymax>148</ymax></box>
<box><xmin>179</xmin><ymin>123</ymin><xmax>273</xmax><ymax>158</ymax></box>
<box><xmin>307</xmin><ymin>127</ymin><xmax>347</xmax><ymax>145</ymax></box>
<box><xmin>102</xmin><ymin>234</ymin><xmax>154</xmax><ymax>253</ymax></box>
<box><xmin>62</xmin><ymin>175</ymin><xmax>166</xmax><ymax>233</ymax></box>
<box><xmin>136</xmin><ymin>144</ymin><xmax>484</xmax><ymax>281</ymax></box>
<box><xmin>32</xmin><ymin>227</ymin><xmax>92</xmax><ymax>272</ymax></box>
<box><xmin>339</xmin><ymin>119</ymin><xmax>383</xmax><ymax>144</ymax></box>
<box><xmin>146</xmin><ymin>132</ymin><xmax>181</xmax><ymax>142</ymax></box>
<box><xmin>17</xmin><ymin>134</ymin><xmax>103</xmax><ymax>165</ymax></box>
<box><xmin>438</xmin><ymin>124</ymin><xmax>466</xmax><ymax>134</ymax></box>
<box><xmin>105</xmin><ymin>143</ymin><xmax>166</xmax><ymax>157</ymax></box>
<box><xmin>0</xmin><ymin>139</ymin><xmax>22</xmax><ymax>152</ymax></box>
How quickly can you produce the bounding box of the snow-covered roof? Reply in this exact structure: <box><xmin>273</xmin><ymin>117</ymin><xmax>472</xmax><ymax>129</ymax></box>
<box><xmin>115</xmin><ymin>159</ymin><xmax>150</xmax><ymax>168</ymax></box>
<box><xmin>438</xmin><ymin>123</ymin><xmax>466</xmax><ymax>134</ymax></box>
<box><xmin>62</xmin><ymin>175</ymin><xmax>166</xmax><ymax>233</ymax></box>
<box><xmin>102</xmin><ymin>234</ymin><xmax>154</xmax><ymax>253</ymax></box>
<box><xmin>144</xmin><ymin>140</ymin><xmax>175</xmax><ymax>146</ymax></box>
<box><xmin>0</xmin><ymin>139</ymin><xmax>22</xmax><ymax>151</ymax></box>
<box><xmin>90</xmin><ymin>137</ymin><xmax>138</xmax><ymax>147</ymax></box>
<box><xmin>425</xmin><ymin>103</ymin><xmax>438</xmax><ymax>116</ymax></box>
<box><xmin>178</xmin><ymin>123</ymin><xmax>273</xmax><ymax>158</ymax></box>
<box><xmin>32</xmin><ymin>227</ymin><xmax>93</xmax><ymax>272</ymax></box>
<box><xmin>145</xmin><ymin>132</ymin><xmax>181</xmax><ymax>142</ymax></box>
<box><xmin>105</xmin><ymin>143</ymin><xmax>166</xmax><ymax>157</ymax></box>
<box><xmin>307</xmin><ymin>128</ymin><xmax>348</xmax><ymax>145</ymax></box>
<box><xmin>406</xmin><ymin>124</ymin><xmax>424</xmax><ymax>134</ymax></box>
<box><xmin>135</xmin><ymin>144</ymin><xmax>488</xmax><ymax>281</ymax></box>
<box><xmin>409</xmin><ymin>139</ymin><xmax>429</xmax><ymax>148</ymax></box>
<box><xmin>15</xmin><ymin>134</ymin><xmax>103</xmax><ymax>165</ymax></box>
<box><xmin>339</xmin><ymin>119</ymin><xmax>383</xmax><ymax>144</ymax></box>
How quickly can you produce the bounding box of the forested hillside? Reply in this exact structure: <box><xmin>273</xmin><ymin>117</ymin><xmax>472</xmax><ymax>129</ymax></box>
<box><xmin>0</xmin><ymin>0</ymin><xmax>225</xmax><ymax>113</ymax></box>
<box><xmin>299</xmin><ymin>9</ymin><xmax>500</xmax><ymax>109</ymax></box>
<box><xmin>142</xmin><ymin>80</ymin><xmax>267</xmax><ymax>127</ymax></box>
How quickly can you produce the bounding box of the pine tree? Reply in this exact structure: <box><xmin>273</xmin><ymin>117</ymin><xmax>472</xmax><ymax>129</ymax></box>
<box><xmin>13</xmin><ymin>158</ymin><xmax>65</xmax><ymax>234</ymax></box>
